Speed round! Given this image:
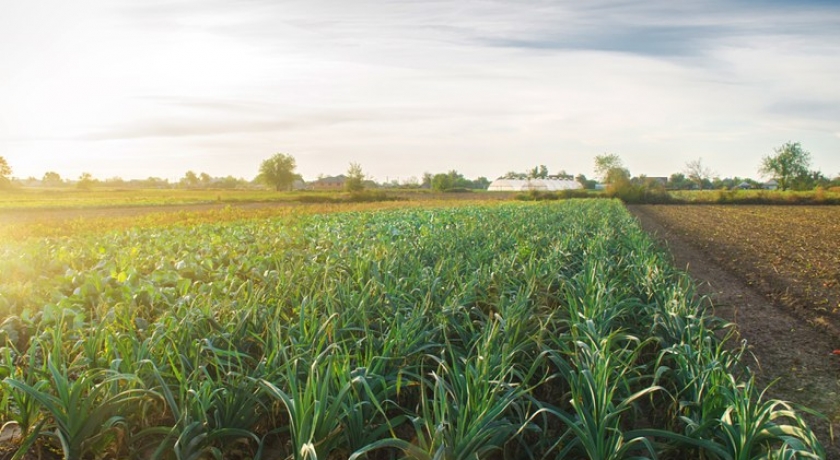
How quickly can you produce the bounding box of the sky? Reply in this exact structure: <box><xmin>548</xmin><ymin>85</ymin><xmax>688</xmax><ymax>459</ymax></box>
<box><xmin>2</xmin><ymin>0</ymin><xmax>839</xmax><ymax>183</ymax></box>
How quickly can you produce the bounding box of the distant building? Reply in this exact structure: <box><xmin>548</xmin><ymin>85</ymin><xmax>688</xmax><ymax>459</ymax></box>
<box><xmin>487</xmin><ymin>179</ymin><xmax>582</xmax><ymax>192</ymax></box>
<box><xmin>311</xmin><ymin>175</ymin><xmax>347</xmax><ymax>190</ymax></box>
<box><xmin>763</xmin><ymin>179</ymin><xmax>779</xmax><ymax>190</ymax></box>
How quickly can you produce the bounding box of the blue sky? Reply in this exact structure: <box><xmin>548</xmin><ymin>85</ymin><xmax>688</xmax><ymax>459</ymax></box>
<box><xmin>1</xmin><ymin>0</ymin><xmax>839</xmax><ymax>182</ymax></box>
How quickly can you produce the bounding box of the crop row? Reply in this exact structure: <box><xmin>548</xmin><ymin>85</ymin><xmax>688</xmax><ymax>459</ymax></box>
<box><xmin>0</xmin><ymin>200</ymin><xmax>824</xmax><ymax>459</ymax></box>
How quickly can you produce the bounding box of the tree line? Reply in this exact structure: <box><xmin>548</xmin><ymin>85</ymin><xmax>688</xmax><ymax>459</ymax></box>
<box><xmin>1</xmin><ymin>141</ymin><xmax>838</xmax><ymax>193</ymax></box>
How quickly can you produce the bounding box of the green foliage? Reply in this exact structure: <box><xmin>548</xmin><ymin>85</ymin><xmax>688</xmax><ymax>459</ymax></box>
<box><xmin>76</xmin><ymin>172</ymin><xmax>96</xmax><ymax>190</ymax></box>
<box><xmin>4</xmin><ymin>357</ymin><xmax>150</xmax><ymax>460</ymax></box>
<box><xmin>605</xmin><ymin>174</ymin><xmax>672</xmax><ymax>204</ymax></box>
<box><xmin>594</xmin><ymin>153</ymin><xmax>625</xmax><ymax>183</ymax></box>
<box><xmin>42</xmin><ymin>171</ymin><xmax>63</xmax><ymax>187</ymax></box>
<box><xmin>0</xmin><ymin>156</ymin><xmax>13</xmax><ymax>189</ymax></box>
<box><xmin>345</xmin><ymin>162</ymin><xmax>365</xmax><ymax>192</ymax></box>
<box><xmin>0</xmin><ymin>201</ymin><xmax>825</xmax><ymax>458</ymax></box>
<box><xmin>430</xmin><ymin>170</ymin><xmax>462</xmax><ymax>191</ymax></box>
<box><xmin>759</xmin><ymin>142</ymin><xmax>812</xmax><ymax>191</ymax></box>
<box><xmin>258</xmin><ymin>153</ymin><xmax>299</xmax><ymax>191</ymax></box>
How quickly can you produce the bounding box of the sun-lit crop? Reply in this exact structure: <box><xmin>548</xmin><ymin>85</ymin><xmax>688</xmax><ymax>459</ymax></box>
<box><xmin>0</xmin><ymin>200</ymin><xmax>825</xmax><ymax>458</ymax></box>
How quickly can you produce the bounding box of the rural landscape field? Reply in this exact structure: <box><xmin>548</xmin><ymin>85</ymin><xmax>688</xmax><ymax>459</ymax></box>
<box><xmin>631</xmin><ymin>204</ymin><xmax>840</xmax><ymax>454</ymax></box>
<box><xmin>0</xmin><ymin>196</ymin><xmax>832</xmax><ymax>459</ymax></box>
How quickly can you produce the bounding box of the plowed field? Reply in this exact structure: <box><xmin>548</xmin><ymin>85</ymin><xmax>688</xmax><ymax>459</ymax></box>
<box><xmin>636</xmin><ymin>205</ymin><xmax>840</xmax><ymax>335</ymax></box>
<box><xmin>630</xmin><ymin>205</ymin><xmax>840</xmax><ymax>457</ymax></box>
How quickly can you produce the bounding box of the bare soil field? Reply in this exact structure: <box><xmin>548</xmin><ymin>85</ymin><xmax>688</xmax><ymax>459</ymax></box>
<box><xmin>630</xmin><ymin>204</ymin><xmax>840</xmax><ymax>458</ymax></box>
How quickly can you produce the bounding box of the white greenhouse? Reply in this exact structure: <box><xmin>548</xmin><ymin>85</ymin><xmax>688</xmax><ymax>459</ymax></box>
<box><xmin>486</xmin><ymin>179</ymin><xmax>583</xmax><ymax>192</ymax></box>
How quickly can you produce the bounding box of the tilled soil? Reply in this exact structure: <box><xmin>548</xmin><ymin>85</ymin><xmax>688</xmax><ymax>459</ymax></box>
<box><xmin>629</xmin><ymin>204</ymin><xmax>840</xmax><ymax>458</ymax></box>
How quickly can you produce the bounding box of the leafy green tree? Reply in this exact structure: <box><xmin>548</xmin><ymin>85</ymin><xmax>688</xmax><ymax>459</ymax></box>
<box><xmin>431</xmin><ymin>170</ymin><xmax>471</xmax><ymax>191</ymax></box>
<box><xmin>200</xmin><ymin>172</ymin><xmax>212</xmax><ymax>187</ymax></box>
<box><xmin>258</xmin><ymin>153</ymin><xmax>298</xmax><ymax>191</ymax></box>
<box><xmin>345</xmin><ymin>163</ymin><xmax>365</xmax><ymax>192</ymax></box>
<box><xmin>668</xmin><ymin>173</ymin><xmax>693</xmax><ymax>190</ymax></box>
<box><xmin>181</xmin><ymin>170</ymin><xmax>199</xmax><ymax>188</ymax></box>
<box><xmin>528</xmin><ymin>165</ymin><xmax>549</xmax><ymax>179</ymax></box>
<box><xmin>576</xmin><ymin>174</ymin><xmax>597</xmax><ymax>190</ymax></box>
<box><xmin>431</xmin><ymin>173</ymin><xmax>454</xmax><ymax>191</ymax></box>
<box><xmin>604</xmin><ymin>167</ymin><xmax>631</xmax><ymax>185</ymax></box>
<box><xmin>594</xmin><ymin>154</ymin><xmax>626</xmax><ymax>183</ymax></box>
<box><xmin>759</xmin><ymin>142</ymin><xmax>811</xmax><ymax>191</ymax></box>
<box><xmin>472</xmin><ymin>176</ymin><xmax>491</xmax><ymax>189</ymax></box>
<box><xmin>77</xmin><ymin>172</ymin><xmax>96</xmax><ymax>190</ymax></box>
<box><xmin>43</xmin><ymin>171</ymin><xmax>63</xmax><ymax>186</ymax></box>
<box><xmin>421</xmin><ymin>172</ymin><xmax>434</xmax><ymax>188</ymax></box>
<box><xmin>0</xmin><ymin>156</ymin><xmax>11</xmax><ymax>188</ymax></box>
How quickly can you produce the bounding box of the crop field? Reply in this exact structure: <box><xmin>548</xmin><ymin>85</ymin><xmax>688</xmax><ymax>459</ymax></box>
<box><xmin>0</xmin><ymin>200</ymin><xmax>826</xmax><ymax>459</ymax></box>
<box><xmin>633</xmin><ymin>205</ymin><xmax>840</xmax><ymax>336</ymax></box>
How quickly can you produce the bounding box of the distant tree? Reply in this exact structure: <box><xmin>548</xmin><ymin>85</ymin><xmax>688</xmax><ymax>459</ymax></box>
<box><xmin>759</xmin><ymin>142</ymin><xmax>811</xmax><ymax>191</ymax></box>
<box><xmin>421</xmin><ymin>172</ymin><xmax>434</xmax><ymax>189</ymax></box>
<box><xmin>472</xmin><ymin>176</ymin><xmax>491</xmax><ymax>189</ymax></box>
<box><xmin>790</xmin><ymin>170</ymin><xmax>828</xmax><ymax>191</ymax></box>
<box><xmin>668</xmin><ymin>173</ymin><xmax>693</xmax><ymax>190</ymax></box>
<box><xmin>345</xmin><ymin>163</ymin><xmax>365</xmax><ymax>192</ymax></box>
<box><xmin>594</xmin><ymin>154</ymin><xmax>626</xmax><ymax>183</ymax></box>
<box><xmin>139</xmin><ymin>177</ymin><xmax>169</xmax><ymax>189</ymax></box>
<box><xmin>181</xmin><ymin>170</ymin><xmax>199</xmax><ymax>188</ymax></box>
<box><xmin>105</xmin><ymin>176</ymin><xmax>126</xmax><ymax>187</ymax></box>
<box><xmin>605</xmin><ymin>167</ymin><xmax>631</xmax><ymax>185</ymax></box>
<box><xmin>429</xmin><ymin>170</ymin><xmax>466</xmax><ymax>191</ymax></box>
<box><xmin>528</xmin><ymin>165</ymin><xmax>549</xmax><ymax>179</ymax></box>
<box><xmin>575</xmin><ymin>174</ymin><xmax>597</xmax><ymax>190</ymax></box>
<box><xmin>684</xmin><ymin>158</ymin><xmax>715</xmax><ymax>190</ymax></box>
<box><xmin>200</xmin><ymin>172</ymin><xmax>212</xmax><ymax>187</ymax></box>
<box><xmin>0</xmin><ymin>156</ymin><xmax>11</xmax><ymax>188</ymax></box>
<box><xmin>216</xmin><ymin>176</ymin><xmax>249</xmax><ymax>189</ymax></box>
<box><xmin>77</xmin><ymin>172</ymin><xmax>96</xmax><ymax>190</ymax></box>
<box><xmin>42</xmin><ymin>171</ymin><xmax>62</xmax><ymax>186</ymax></box>
<box><xmin>402</xmin><ymin>176</ymin><xmax>421</xmax><ymax>188</ymax></box>
<box><xmin>431</xmin><ymin>173</ymin><xmax>454</xmax><ymax>191</ymax></box>
<box><xmin>258</xmin><ymin>153</ymin><xmax>298</xmax><ymax>191</ymax></box>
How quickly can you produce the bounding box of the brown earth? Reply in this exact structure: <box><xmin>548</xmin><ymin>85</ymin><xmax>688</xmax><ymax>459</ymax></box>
<box><xmin>629</xmin><ymin>204</ymin><xmax>840</xmax><ymax>458</ymax></box>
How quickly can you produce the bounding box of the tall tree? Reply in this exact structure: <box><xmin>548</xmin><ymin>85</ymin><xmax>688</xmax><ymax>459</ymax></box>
<box><xmin>421</xmin><ymin>172</ymin><xmax>434</xmax><ymax>188</ymax></box>
<box><xmin>684</xmin><ymin>158</ymin><xmax>715</xmax><ymax>190</ymax></box>
<box><xmin>199</xmin><ymin>172</ymin><xmax>212</xmax><ymax>187</ymax></box>
<box><xmin>43</xmin><ymin>171</ymin><xmax>62</xmax><ymax>186</ymax></box>
<box><xmin>0</xmin><ymin>156</ymin><xmax>12</xmax><ymax>188</ymax></box>
<box><xmin>528</xmin><ymin>165</ymin><xmax>549</xmax><ymax>179</ymax></box>
<box><xmin>594</xmin><ymin>153</ymin><xmax>625</xmax><ymax>183</ymax></box>
<box><xmin>759</xmin><ymin>142</ymin><xmax>811</xmax><ymax>191</ymax></box>
<box><xmin>345</xmin><ymin>162</ymin><xmax>365</xmax><ymax>192</ymax></box>
<box><xmin>77</xmin><ymin>172</ymin><xmax>96</xmax><ymax>190</ymax></box>
<box><xmin>258</xmin><ymin>153</ymin><xmax>298</xmax><ymax>191</ymax></box>
<box><xmin>181</xmin><ymin>170</ymin><xmax>199</xmax><ymax>188</ymax></box>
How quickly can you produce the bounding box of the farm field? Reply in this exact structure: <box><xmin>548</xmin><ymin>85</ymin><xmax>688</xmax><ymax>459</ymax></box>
<box><xmin>0</xmin><ymin>200</ymin><xmax>827</xmax><ymax>459</ymax></box>
<box><xmin>631</xmin><ymin>206</ymin><xmax>840</xmax><ymax>337</ymax></box>
<box><xmin>630</xmin><ymin>204</ymin><xmax>840</xmax><ymax>458</ymax></box>
<box><xmin>0</xmin><ymin>188</ymin><xmax>512</xmax><ymax>212</ymax></box>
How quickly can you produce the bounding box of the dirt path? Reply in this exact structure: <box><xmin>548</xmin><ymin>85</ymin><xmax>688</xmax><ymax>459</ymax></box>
<box><xmin>628</xmin><ymin>205</ymin><xmax>839</xmax><ymax>458</ymax></box>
